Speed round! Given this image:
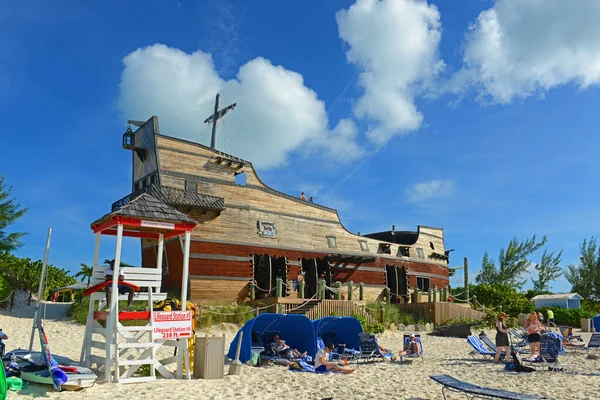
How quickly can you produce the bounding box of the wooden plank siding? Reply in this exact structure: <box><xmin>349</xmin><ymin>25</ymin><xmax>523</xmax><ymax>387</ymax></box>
<box><xmin>132</xmin><ymin>133</ymin><xmax>452</xmax><ymax>302</ymax></box>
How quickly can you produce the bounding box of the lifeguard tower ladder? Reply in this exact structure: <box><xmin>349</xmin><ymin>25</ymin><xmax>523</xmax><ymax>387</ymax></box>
<box><xmin>79</xmin><ymin>192</ymin><xmax>197</xmax><ymax>383</ymax></box>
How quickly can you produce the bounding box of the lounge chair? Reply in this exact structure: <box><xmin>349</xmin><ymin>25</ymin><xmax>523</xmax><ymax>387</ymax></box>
<box><xmin>430</xmin><ymin>374</ymin><xmax>548</xmax><ymax>399</ymax></box>
<box><xmin>258</xmin><ymin>331</ymin><xmax>301</xmax><ymax>365</ymax></box>
<box><xmin>508</xmin><ymin>329</ymin><xmax>529</xmax><ymax>347</ymax></box>
<box><xmin>356</xmin><ymin>333</ymin><xmax>394</xmax><ymax>363</ymax></box>
<box><xmin>479</xmin><ymin>334</ymin><xmax>525</xmax><ymax>355</ymax></box>
<box><xmin>582</xmin><ymin>333</ymin><xmax>600</xmax><ymax>353</ymax></box>
<box><xmin>522</xmin><ymin>334</ymin><xmax>565</xmax><ymax>371</ymax></box>
<box><xmin>316</xmin><ymin>337</ymin><xmax>359</xmax><ymax>362</ymax></box>
<box><xmin>467</xmin><ymin>335</ymin><xmax>498</xmax><ymax>360</ymax></box>
<box><xmin>400</xmin><ymin>333</ymin><xmax>423</xmax><ymax>363</ymax></box>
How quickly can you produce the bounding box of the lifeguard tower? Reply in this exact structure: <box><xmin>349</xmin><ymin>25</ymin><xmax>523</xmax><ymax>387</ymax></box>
<box><xmin>79</xmin><ymin>192</ymin><xmax>197</xmax><ymax>383</ymax></box>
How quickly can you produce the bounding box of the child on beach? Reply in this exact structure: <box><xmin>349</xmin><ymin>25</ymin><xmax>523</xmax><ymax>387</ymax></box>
<box><xmin>315</xmin><ymin>343</ymin><xmax>354</xmax><ymax>374</ymax></box>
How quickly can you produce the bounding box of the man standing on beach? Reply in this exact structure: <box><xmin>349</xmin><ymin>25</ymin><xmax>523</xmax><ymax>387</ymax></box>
<box><xmin>546</xmin><ymin>309</ymin><xmax>556</xmax><ymax>328</ymax></box>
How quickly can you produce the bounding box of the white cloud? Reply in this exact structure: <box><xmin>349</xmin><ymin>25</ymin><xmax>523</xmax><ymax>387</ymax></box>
<box><xmin>336</xmin><ymin>0</ymin><xmax>445</xmax><ymax>146</ymax></box>
<box><xmin>118</xmin><ymin>44</ymin><xmax>363</xmax><ymax>169</ymax></box>
<box><xmin>406</xmin><ymin>180</ymin><xmax>455</xmax><ymax>202</ymax></box>
<box><xmin>459</xmin><ymin>0</ymin><xmax>600</xmax><ymax>103</ymax></box>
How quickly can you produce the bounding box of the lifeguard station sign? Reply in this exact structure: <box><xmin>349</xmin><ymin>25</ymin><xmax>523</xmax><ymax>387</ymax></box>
<box><xmin>153</xmin><ymin>311</ymin><xmax>193</xmax><ymax>340</ymax></box>
<box><xmin>141</xmin><ymin>220</ymin><xmax>175</xmax><ymax>230</ymax></box>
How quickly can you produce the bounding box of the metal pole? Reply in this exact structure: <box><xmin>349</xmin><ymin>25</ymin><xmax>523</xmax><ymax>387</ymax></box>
<box><xmin>29</xmin><ymin>226</ymin><xmax>52</xmax><ymax>351</ymax></box>
<box><xmin>156</xmin><ymin>233</ymin><xmax>164</xmax><ymax>278</ymax></box>
<box><xmin>210</xmin><ymin>93</ymin><xmax>220</xmax><ymax>149</ymax></box>
<box><xmin>464</xmin><ymin>257</ymin><xmax>469</xmax><ymax>301</ymax></box>
<box><xmin>268</xmin><ymin>256</ymin><xmax>273</xmax><ymax>297</ymax></box>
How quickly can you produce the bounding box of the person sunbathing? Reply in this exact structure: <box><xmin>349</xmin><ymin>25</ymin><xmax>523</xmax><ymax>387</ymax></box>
<box><xmin>566</xmin><ymin>327</ymin><xmax>583</xmax><ymax>342</ymax></box>
<box><xmin>399</xmin><ymin>333</ymin><xmax>422</xmax><ymax>357</ymax></box>
<box><xmin>271</xmin><ymin>335</ymin><xmax>307</xmax><ymax>358</ymax></box>
<box><xmin>315</xmin><ymin>343</ymin><xmax>354</xmax><ymax>374</ymax></box>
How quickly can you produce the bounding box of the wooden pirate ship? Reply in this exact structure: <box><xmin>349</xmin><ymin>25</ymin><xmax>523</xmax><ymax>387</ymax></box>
<box><xmin>114</xmin><ymin>96</ymin><xmax>451</xmax><ymax>303</ymax></box>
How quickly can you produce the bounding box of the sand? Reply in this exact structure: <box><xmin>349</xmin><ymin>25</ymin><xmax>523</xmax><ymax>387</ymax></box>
<box><xmin>2</xmin><ymin>297</ymin><xmax>599</xmax><ymax>399</ymax></box>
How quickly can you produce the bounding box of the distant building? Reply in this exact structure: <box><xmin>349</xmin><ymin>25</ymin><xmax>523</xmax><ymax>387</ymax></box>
<box><xmin>531</xmin><ymin>293</ymin><xmax>583</xmax><ymax>309</ymax></box>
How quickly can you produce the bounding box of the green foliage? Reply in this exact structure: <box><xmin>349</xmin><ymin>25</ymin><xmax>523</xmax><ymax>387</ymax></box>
<box><xmin>470</xmin><ymin>283</ymin><xmax>534</xmax><ymax>316</ymax></box>
<box><xmin>531</xmin><ymin>249</ymin><xmax>563</xmax><ymax>292</ymax></box>
<box><xmin>440</xmin><ymin>317</ymin><xmax>480</xmax><ymax>327</ymax></box>
<box><xmin>0</xmin><ymin>274</ymin><xmax>11</xmax><ymax>305</ymax></box>
<box><xmin>565</xmin><ymin>238</ymin><xmax>600</xmax><ymax>301</ymax></box>
<box><xmin>536</xmin><ymin>306</ymin><xmax>595</xmax><ymax>327</ymax></box>
<box><xmin>480</xmin><ymin>310</ymin><xmax>518</xmax><ymax>329</ymax></box>
<box><xmin>197</xmin><ymin>305</ymin><xmax>254</xmax><ymax>328</ymax></box>
<box><xmin>68</xmin><ymin>296</ymin><xmax>147</xmax><ymax>326</ymax></box>
<box><xmin>351</xmin><ymin>312</ymin><xmax>385</xmax><ymax>334</ymax></box>
<box><xmin>476</xmin><ymin>234</ymin><xmax>547</xmax><ymax>289</ymax></box>
<box><xmin>365</xmin><ymin>302</ymin><xmax>415</xmax><ymax>326</ymax></box>
<box><xmin>0</xmin><ymin>175</ymin><xmax>28</xmax><ymax>252</ymax></box>
<box><xmin>75</xmin><ymin>263</ymin><xmax>93</xmax><ymax>286</ymax></box>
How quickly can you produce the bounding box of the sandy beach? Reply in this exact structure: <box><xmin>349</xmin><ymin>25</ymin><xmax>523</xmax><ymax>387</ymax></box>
<box><xmin>2</xmin><ymin>298</ymin><xmax>599</xmax><ymax>400</ymax></box>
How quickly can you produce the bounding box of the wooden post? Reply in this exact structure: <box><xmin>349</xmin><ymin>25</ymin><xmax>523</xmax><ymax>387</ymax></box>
<box><xmin>379</xmin><ymin>307</ymin><xmax>385</xmax><ymax>324</ymax></box>
<box><xmin>276</xmin><ymin>277</ymin><xmax>283</xmax><ymax>298</ymax></box>
<box><xmin>179</xmin><ymin>230</ymin><xmax>192</xmax><ymax>380</ymax></box>
<box><xmin>249</xmin><ymin>282</ymin><xmax>255</xmax><ymax>301</ymax></box>
<box><xmin>348</xmin><ymin>281</ymin><xmax>353</xmax><ymax>301</ymax></box>
<box><xmin>472</xmin><ymin>295</ymin><xmax>477</xmax><ymax>310</ymax></box>
<box><xmin>298</xmin><ymin>280</ymin><xmax>305</xmax><ymax>299</ymax></box>
<box><xmin>385</xmin><ymin>287</ymin><xmax>391</xmax><ymax>304</ymax></box>
<box><xmin>107</xmin><ymin>223</ymin><xmax>124</xmax><ymax>382</ymax></box>
<box><xmin>359</xmin><ymin>282</ymin><xmax>364</xmax><ymax>301</ymax></box>
<box><xmin>413</xmin><ymin>288</ymin><xmax>419</xmax><ymax>304</ymax></box>
<box><xmin>442</xmin><ymin>286</ymin><xmax>448</xmax><ymax>302</ymax></box>
<box><xmin>334</xmin><ymin>282</ymin><xmax>342</xmax><ymax>300</ymax></box>
<box><xmin>156</xmin><ymin>233</ymin><xmax>164</xmax><ymax>278</ymax></box>
<box><xmin>433</xmin><ymin>286</ymin><xmax>437</xmax><ymax>303</ymax></box>
<box><xmin>464</xmin><ymin>257</ymin><xmax>469</xmax><ymax>302</ymax></box>
<box><xmin>428</xmin><ymin>290</ymin><xmax>432</xmax><ymax>303</ymax></box>
<box><xmin>317</xmin><ymin>279</ymin><xmax>324</xmax><ymax>300</ymax></box>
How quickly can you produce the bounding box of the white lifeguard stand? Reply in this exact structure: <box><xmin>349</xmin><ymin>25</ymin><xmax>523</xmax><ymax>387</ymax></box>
<box><xmin>79</xmin><ymin>193</ymin><xmax>197</xmax><ymax>384</ymax></box>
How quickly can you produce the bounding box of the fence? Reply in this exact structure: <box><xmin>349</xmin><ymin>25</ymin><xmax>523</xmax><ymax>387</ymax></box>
<box><xmin>396</xmin><ymin>302</ymin><xmax>485</xmax><ymax>327</ymax></box>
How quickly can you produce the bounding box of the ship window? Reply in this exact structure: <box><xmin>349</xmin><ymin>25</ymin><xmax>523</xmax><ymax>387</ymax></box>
<box><xmin>185</xmin><ymin>180</ymin><xmax>198</xmax><ymax>191</ymax></box>
<box><xmin>234</xmin><ymin>171</ymin><xmax>247</xmax><ymax>186</ymax></box>
<box><xmin>326</xmin><ymin>236</ymin><xmax>337</xmax><ymax>249</ymax></box>
<box><xmin>430</xmin><ymin>241</ymin><xmax>435</xmax><ymax>250</ymax></box>
<box><xmin>359</xmin><ymin>240</ymin><xmax>369</xmax><ymax>252</ymax></box>
<box><xmin>142</xmin><ymin>178</ymin><xmax>148</xmax><ymax>188</ymax></box>
<box><xmin>134</xmin><ymin>182</ymin><xmax>140</xmax><ymax>191</ymax></box>
<box><xmin>378</xmin><ymin>243</ymin><xmax>391</xmax><ymax>254</ymax></box>
<box><xmin>398</xmin><ymin>247</ymin><xmax>410</xmax><ymax>257</ymax></box>
<box><xmin>416</xmin><ymin>277</ymin><xmax>430</xmax><ymax>292</ymax></box>
<box><xmin>416</xmin><ymin>248</ymin><xmax>425</xmax><ymax>259</ymax></box>
<box><xmin>150</xmin><ymin>174</ymin><xmax>157</xmax><ymax>185</ymax></box>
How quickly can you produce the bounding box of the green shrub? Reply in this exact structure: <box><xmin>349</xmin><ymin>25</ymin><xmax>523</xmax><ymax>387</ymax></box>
<box><xmin>468</xmin><ymin>284</ymin><xmax>534</xmax><ymax>316</ymax></box>
<box><xmin>365</xmin><ymin>302</ymin><xmax>416</xmax><ymax>326</ymax></box>
<box><xmin>479</xmin><ymin>310</ymin><xmax>518</xmax><ymax>329</ymax></box>
<box><xmin>197</xmin><ymin>305</ymin><xmax>254</xmax><ymax>328</ymax></box>
<box><xmin>536</xmin><ymin>306</ymin><xmax>595</xmax><ymax>326</ymax></box>
<box><xmin>0</xmin><ymin>275</ymin><xmax>12</xmax><ymax>308</ymax></box>
<box><xmin>440</xmin><ymin>317</ymin><xmax>480</xmax><ymax>327</ymax></box>
<box><xmin>351</xmin><ymin>312</ymin><xmax>385</xmax><ymax>334</ymax></box>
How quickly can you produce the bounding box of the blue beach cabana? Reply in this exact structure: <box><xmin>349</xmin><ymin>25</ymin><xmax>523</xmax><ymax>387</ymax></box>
<box><xmin>227</xmin><ymin>313</ymin><xmax>317</xmax><ymax>363</ymax></box>
<box><xmin>312</xmin><ymin>316</ymin><xmax>363</xmax><ymax>351</ymax></box>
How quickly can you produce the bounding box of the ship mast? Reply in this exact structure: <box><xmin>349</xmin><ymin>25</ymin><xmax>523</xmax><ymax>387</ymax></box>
<box><xmin>203</xmin><ymin>93</ymin><xmax>236</xmax><ymax>149</ymax></box>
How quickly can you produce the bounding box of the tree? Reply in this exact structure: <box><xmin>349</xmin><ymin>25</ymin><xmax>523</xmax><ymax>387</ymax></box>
<box><xmin>565</xmin><ymin>238</ymin><xmax>600</xmax><ymax>301</ymax></box>
<box><xmin>0</xmin><ymin>175</ymin><xmax>28</xmax><ymax>252</ymax></box>
<box><xmin>531</xmin><ymin>249</ymin><xmax>563</xmax><ymax>292</ymax></box>
<box><xmin>476</xmin><ymin>234</ymin><xmax>547</xmax><ymax>289</ymax></box>
<box><xmin>75</xmin><ymin>263</ymin><xmax>93</xmax><ymax>286</ymax></box>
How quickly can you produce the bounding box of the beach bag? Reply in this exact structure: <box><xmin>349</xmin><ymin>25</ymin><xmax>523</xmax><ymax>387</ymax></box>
<box><xmin>512</xmin><ymin>352</ymin><xmax>534</xmax><ymax>373</ymax></box>
<box><xmin>247</xmin><ymin>352</ymin><xmax>260</xmax><ymax>367</ymax></box>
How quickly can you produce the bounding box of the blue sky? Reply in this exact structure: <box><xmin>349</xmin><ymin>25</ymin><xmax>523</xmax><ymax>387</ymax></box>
<box><xmin>2</xmin><ymin>0</ymin><xmax>600</xmax><ymax>293</ymax></box>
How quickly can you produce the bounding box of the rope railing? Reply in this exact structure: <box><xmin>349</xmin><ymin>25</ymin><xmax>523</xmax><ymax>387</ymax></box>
<box><xmin>0</xmin><ymin>290</ymin><xmax>14</xmax><ymax>304</ymax></box>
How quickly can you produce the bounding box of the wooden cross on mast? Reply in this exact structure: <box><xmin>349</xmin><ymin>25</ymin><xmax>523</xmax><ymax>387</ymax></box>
<box><xmin>203</xmin><ymin>93</ymin><xmax>236</xmax><ymax>150</ymax></box>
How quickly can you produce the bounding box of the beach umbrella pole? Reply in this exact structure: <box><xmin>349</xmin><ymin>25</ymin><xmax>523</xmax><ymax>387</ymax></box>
<box><xmin>228</xmin><ymin>331</ymin><xmax>243</xmax><ymax>375</ymax></box>
<box><xmin>29</xmin><ymin>227</ymin><xmax>52</xmax><ymax>352</ymax></box>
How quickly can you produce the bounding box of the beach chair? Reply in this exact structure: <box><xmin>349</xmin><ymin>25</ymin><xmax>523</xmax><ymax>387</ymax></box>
<box><xmin>356</xmin><ymin>333</ymin><xmax>394</xmax><ymax>363</ymax></box>
<box><xmin>522</xmin><ymin>334</ymin><xmax>565</xmax><ymax>371</ymax></box>
<box><xmin>258</xmin><ymin>331</ymin><xmax>300</xmax><ymax>365</ymax></box>
<box><xmin>400</xmin><ymin>334</ymin><xmax>424</xmax><ymax>363</ymax></box>
<box><xmin>479</xmin><ymin>334</ymin><xmax>525</xmax><ymax>356</ymax></box>
<box><xmin>430</xmin><ymin>374</ymin><xmax>548</xmax><ymax>399</ymax></box>
<box><xmin>508</xmin><ymin>329</ymin><xmax>529</xmax><ymax>347</ymax></box>
<box><xmin>467</xmin><ymin>335</ymin><xmax>497</xmax><ymax>360</ymax></box>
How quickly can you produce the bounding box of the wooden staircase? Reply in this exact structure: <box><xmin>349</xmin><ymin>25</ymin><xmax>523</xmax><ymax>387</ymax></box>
<box><xmin>285</xmin><ymin>299</ymin><xmax>322</xmax><ymax>316</ymax></box>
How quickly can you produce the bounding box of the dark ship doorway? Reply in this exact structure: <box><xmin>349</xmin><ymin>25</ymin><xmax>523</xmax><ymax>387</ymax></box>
<box><xmin>301</xmin><ymin>258</ymin><xmax>332</xmax><ymax>299</ymax></box>
<box><xmin>386</xmin><ymin>265</ymin><xmax>408</xmax><ymax>303</ymax></box>
<box><xmin>253</xmin><ymin>254</ymin><xmax>287</xmax><ymax>298</ymax></box>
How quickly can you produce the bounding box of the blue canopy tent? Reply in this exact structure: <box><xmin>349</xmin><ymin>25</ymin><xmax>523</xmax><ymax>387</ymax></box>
<box><xmin>227</xmin><ymin>313</ymin><xmax>317</xmax><ymax>363</ymax></box>
<box><xmin>312</xmin><ymin>316</ymin><xmax>363</xmax><ymax>351</ymax></box>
